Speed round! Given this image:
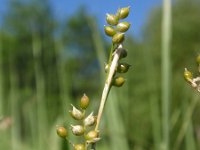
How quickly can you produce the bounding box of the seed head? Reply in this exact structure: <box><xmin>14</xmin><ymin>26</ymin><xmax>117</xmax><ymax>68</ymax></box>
<box><xmin>85</xmin><ymin>130</ymin><xmax>99</xmax><ymax>141</ymax></box>
<box><xmin>71</xmin><ymin>125</ymin><xmax>85</xmax><ymax>136</ymax></box>
<box><xmin>74</xmin><ymin>144</ymin><xmax>86</xmax><ymax>150</ymax></box>
<box><xmin>56</xmin><ymin>126</ymin><xmax>68</xmax><ymax>138</ymax></box>
<box><xmin>116</xmin><ymin>22</ymin><xmax>130</xmax><ymax>32</ymax></box>
<box><xmin>104</xmin><ymin>26</ymin><xmax>116</xmax><ymax>37</ymax></box>
<box><xmin>112</xmin><ymin>76</ymin><xmax>125</xmax><ymax>87</ymax></box>
<box><xmin>112</xmin><ymin>33</ymin><xmax>125</xmax><ymax>44</ymax></box>
<box><xmin>184</xmin><ymin>68</ymin><xmax>193</xmax><ymax>81</ymax></box>
<box><xmin>118</xmin><ymin>6</ymin><xmax>130</xmax><ymax>19</ymax></box>
<box><xmin>69</xmin><ymin>105</ymin><xmax>84</xmax><ymax>120</ymax></box>
<box><xmin>117</xmin><ymin>63</ymin><xmax>131</xmax><ymax>73</ymax></box>
<box><xmin>106</xmin><ymin>14</ymin><xmax>118</xmax><ymax>25</ymax></box>
<box><xmin>84</xmin><ymin>112</ymin><xmax>96</xmax><ymax>127</ymax></box>
<box><xmin>80</xmin><ymin>94</ymin><xmax>89</xmax><ymax>109</ymax></box>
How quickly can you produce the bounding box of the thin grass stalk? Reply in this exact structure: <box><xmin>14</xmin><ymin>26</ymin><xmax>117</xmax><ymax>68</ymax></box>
<box><xmin>0</xmin><ymin>31</ymin><xmax>3</xmax><ymax>116</ymax></box>
<box><xmin>88</xmin><ymin>18</ymin><xmax>129</xmax><ymax>150</ymax></box>
<box><xmin>161</xmin><ymin>0</ymin><xmax>172</xmax><ymax>149</ymax></box>
<box><xmin>142</xmin><ymin>46</ymin><xmax>161</xmax><ymax>150</ymax></box>
<box><xmin>54</xmin><ymin>38</ymin><xmax>71</xmax><ymax>114</ymax></box>
<box><xmin>54</xmin><ymin>38</ymin><xmax>76</xmax><ymax>147</ymax></box>
<box><xmin>9</xmin><ymin>43</ymin><xmax>20</xmax><ymax>150</ymax></box>
<box><xmin>32</xmin><ymin>32</ymin><xmax>48</xmax><ymax>150</ymax></box>
<box><xmin>185</xmin><ymin>119</ymin><xmax>196</xmax><ymax>150</ymax></box>
<box><xmin>183</xmin><ymin>88</ymin><xmax>196</xmax><ymax>150</ymax></box>
<box><xmin>174</xmin><ymin>94</ymin><xmax>199</xmax><ymax>150</ymax></box>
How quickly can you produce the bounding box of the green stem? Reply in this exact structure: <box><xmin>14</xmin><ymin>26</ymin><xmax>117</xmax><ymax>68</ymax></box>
<box><xmin>173</xmin><ymin>94</ymin><xmax>199</xmax><ymax>150</ymax></box>
<box><xmin>161</xmin><ymin>0</ymin><xmax>172</xmax><ymax>149</ymax></box>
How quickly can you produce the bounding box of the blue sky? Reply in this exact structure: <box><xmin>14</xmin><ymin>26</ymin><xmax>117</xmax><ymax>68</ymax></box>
<box><xmin>50</xmin><ymin>0</ymin><xmax>162</xmax><ymax>39</ymax></box>
<box><xmin>0</xmin><ymin>0</ymin><xmax>162</xmax><ymax>39</ymax></box>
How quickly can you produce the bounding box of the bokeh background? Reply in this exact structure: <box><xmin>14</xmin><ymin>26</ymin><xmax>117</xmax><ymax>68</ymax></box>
<box><xmin>0</xmin><ymin>0</ymin><xmax>200</xmax><ymax>150</ymax></box>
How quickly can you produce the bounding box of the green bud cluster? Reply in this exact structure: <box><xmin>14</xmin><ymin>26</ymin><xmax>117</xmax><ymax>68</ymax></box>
<box><xmin>104</xmin><ymin>7</ymin><xmax>131</xmax><ymax>88</ymax></box>
<box><xmin>104</xmin><ymin>6</ymin><xmax>131</xmax><ymax>44</ymax></box>
<box><xmin>56</xmin><ymin>94</ymin><xmax>99</xmax><ymax>150</ymax></box>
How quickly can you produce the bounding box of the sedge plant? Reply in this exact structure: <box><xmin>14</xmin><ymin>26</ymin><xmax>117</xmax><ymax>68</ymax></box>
<box><xmin>56</xmin><ymin>6</ymin><xmax>131</xmax><ymax>150</ymax></box>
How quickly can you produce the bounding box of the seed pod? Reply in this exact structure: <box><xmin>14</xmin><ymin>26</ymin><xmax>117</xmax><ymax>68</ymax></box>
<box><xmin>105</xmin><ymin>64</ymin><xmax>109</xmax><ymax>73</ymax></box>
<box><xmin>117</xmin><ymin>48</ymin><xmax>127</xmax><ymax>59</ymax></box>
<box><xmin>106</xmin><ymin>14</ymin><xmax>118</xmax><ymax>26</ymax></box>
<box><xmin>112</xmin><ymin>76</ymin><xmax>125</xmax><ymax>87</ymax></box>
<box><xmin>56</xmin><ymin>126</ymin><xmax>68</xmax><ymax>138</ymax></box>
<box><xmin>117</xmin><ymin>63</ymin><xmax>131</xmax><ymax>73</ymax></box>
<box><xmin>104</xmin><ymin>26</ymin><xmax>116</xmax><ymax>37</ymax></box>
<box><xmin>74</xmin><ymin>144</ymin><xmax>86</xmax><ymax>150</ymax></box>
<box><xmin>196</xmin><ymin>55</ymin><xmax>200</xmax><ymax>65</ymax></box>
<box><xmin>112</xmin><ymin>33</ymin><xmax>125</xmax><ymax>44</ymax></box>
<box><xmin>116</xmin><ymin>22</ymin><xmax>130</xmax><ymax>32</ymax></box>
<box><xmin>69</xmin><ymin>105</ymin><xmax>84</xmax><ymax>120</ymax></box>
<box><xmin>118</xmin><ymin>6</ymin><xmax>130</xmax><ymax>19</ymax></box>
<box><xmin>80</xmin><ymin>94</ymin><xmax>89</xmax><ymax>109</ymax></box>
<box><xmin>184</xmin><ymin>68</ymin><xmax>193</xmax><ymax>81</ymax></box>
<box><xmin>85</xmin><ymin>130</ymin><xmax>99</xmax><ymax>141</ymax></box>
<box><xmin>84</xmin><ymin>112</ymin><xmax>96</xmax><ymax>127</ymax></box>
<box><xmin>71</xmin><ymin>125</ymin><xmax>85</xmax><ymax>136</ymax></box>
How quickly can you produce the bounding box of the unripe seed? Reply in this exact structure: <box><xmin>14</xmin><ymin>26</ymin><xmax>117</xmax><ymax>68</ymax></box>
<box><xmin>80</xmin><ymin>94</ymin><xmax>89</xmax><ymax>109</ymax></box>
<box><xmin>106</xmin><ymin>14</ymin><xmax>118</xmax><ymax>26</ymax></box>
<box><xmin>196</xmin><ymin>55</ymin><xmax>200</xmax><ymax>64</ymax></box>
<box><xmin>118</xmin><ymin>48</ymin><xmax>127</xmax><ymax>59</ymax></box>
<box><xmin>71</xmin><ymin>125</ymin><xmax>85</xmax><ymax>136</ymax></box>
<box><xmin>85</xmin><ymin>130</ymin><xmax>99</xmax><ymax>141</ymax></box>
<box><xmin>184</xmin><ymin>68</ymin><xmax>193</xmax><ymax>81</ymax></box>
<box><xmin>112</xmin><ymin>76</ymin><xmax>125</xmax><ymax>87</ymax></box>
<box><xmin>112</xmin><ymin>33</ymin><xmax>125</xmax><ymax>44</ymax></box>
<box><xmin>74</xmin><ymin>144</ymin><xmax>86</xmax><ymax>150</ymax></box>
<box><xmin>116</xmin><ymin>22</ymin><xmax>130</xmax><ymax>32</ymax></box>
<box><xmin>104</xmin><ymin>26</ymin><xmax>116</xmax><ymax>37</ymax></box>
<box><xmin>117</xmin><ymin>63</ymin><xmax>131</xmax><ymax>73</ymax></box>
<box><xmin>84</xmin><ymin>112</ymin><xmax>96</xmax><ymax>127</ymax></box>
<box><xmin>56</xmin><ymin>126</ymin><xmax>67</xmax><ymax>138</ymax></box>
<box><xmin>118</xmin><ymin>6</ymin><xmax>130</xmax><ymax>19</ymax></box>
<box><xmin>105</xmin><ymin>64</ymin><xmax>109</xmax><ymax>73</ymax></box>
<box><xmin>69</xmin><ymin>105</ymin><xmax>84</xmax><ymax>120</ymax></box>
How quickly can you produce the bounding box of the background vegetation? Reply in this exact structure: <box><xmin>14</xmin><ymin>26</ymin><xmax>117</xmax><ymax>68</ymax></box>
<box><xmin>0</xmin><ymin>0</ymin><xmax>200</xmax><ymax>150</ymax></box>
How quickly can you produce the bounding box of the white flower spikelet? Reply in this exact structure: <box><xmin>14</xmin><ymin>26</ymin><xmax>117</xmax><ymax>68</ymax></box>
<box><xmin>71</xmin><ymin>125</ymin><xmax>85</xmax><ymax>136</ymax></box>
<box><xmin>84</xmin><ymin>112</ymin><xmax>96</xmax><ymax>127</ymax></box>
<box><xmin>69</xmin><ymin>104</ymin><xmax>84</xmax><ymax>120</ymax></box>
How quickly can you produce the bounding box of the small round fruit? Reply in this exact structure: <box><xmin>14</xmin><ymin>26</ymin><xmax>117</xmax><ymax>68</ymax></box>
<box><xmin>56</xmin><ymin>126</ymin><xmax>67</xmax><ymax>138</ymax></box>
<box><xmin>196</xmin><ymin>55</ymin><xmax>200</xmax><ymax>64</ymax></box>
<box><xmin>184</xmin><ymin>69</ymin><xmax>192</xmax><ymax>81</ymax></box>
<box><xmin>112</xmin><ymin>33</ymin><xmax>125</xmax><ymax>44</ymax></box>
<box><xmin>71</xmin><ymin>125</ymin><xmax>85</xmax><ymax>136</ymax></box>
<box><xmin>112</xmin><ymin>76</ymin><xmax>125</xmax><ymax>87</ymax></box>
<box><xmin>104</xmin><ymin>26</ymin><xmax>116</xmax><ymax>37</ymax></box>
<box><xmin>74</xmin><ymin>144</ymin><xmax>85</xmax><ymax>150</ymax></box>
<box><xmin>80</xmin><ymin>94</ymin><xmax>89</xmax><ymax>109</ymax></box>
<box><xmin>106</xmin><ymin>14</ymin><xmax>118</xmax><ymax>26</ymax></box>
<box><xmin>118</xmin><ymin>48</ymin><xmax>127</xmax><ymax>59</ymax></box>
<box><xmin>117</xmin><ymin>63</ymin><xmax>131</xmax><ymax>73</ymax></box>
<box><xmin>118</xmin><ymin>6</ymin><xmax>130</xmax><ymax>19</ymax></box>
<box><xmin>116</xmin><ymin>22</ymin><xmax>130</xmax><ymax>32</ymax></box>
<box><xmin>85</xmin><ymin>130</ymin><xmax>99</xmax><ymax>141</ymax></box>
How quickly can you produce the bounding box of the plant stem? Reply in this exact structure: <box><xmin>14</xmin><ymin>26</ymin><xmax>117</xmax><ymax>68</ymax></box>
<box><xmin>90</xmin><ymin>45</ymin><xmax>122</xmax><ymax>150</ymax></box>
<box><xmin>95</xmin><ymin>45</ymin><xmax>122</xmax><ymax>131</ymax></box>
<box><xmin>161</xmin><ymin>0</ymin><xmax>172</xmax><ymax>149</ymax></box>
<box><xmin>173</xmin><ymin>94</ymin><xmax>199</xmax><ymax>150</ymax></box>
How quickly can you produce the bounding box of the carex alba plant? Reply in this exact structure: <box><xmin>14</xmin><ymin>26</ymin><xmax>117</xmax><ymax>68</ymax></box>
<box><xmin>56</xmin><ymin>6</ymin><xmax>131</xmax><ymax>150</ymax></box>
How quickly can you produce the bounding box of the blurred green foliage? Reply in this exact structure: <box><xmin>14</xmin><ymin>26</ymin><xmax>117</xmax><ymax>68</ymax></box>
<box><xmin>0</xmin><ymin>0</ymin><xmax>200</xmax><ymax>150</ymax></box>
